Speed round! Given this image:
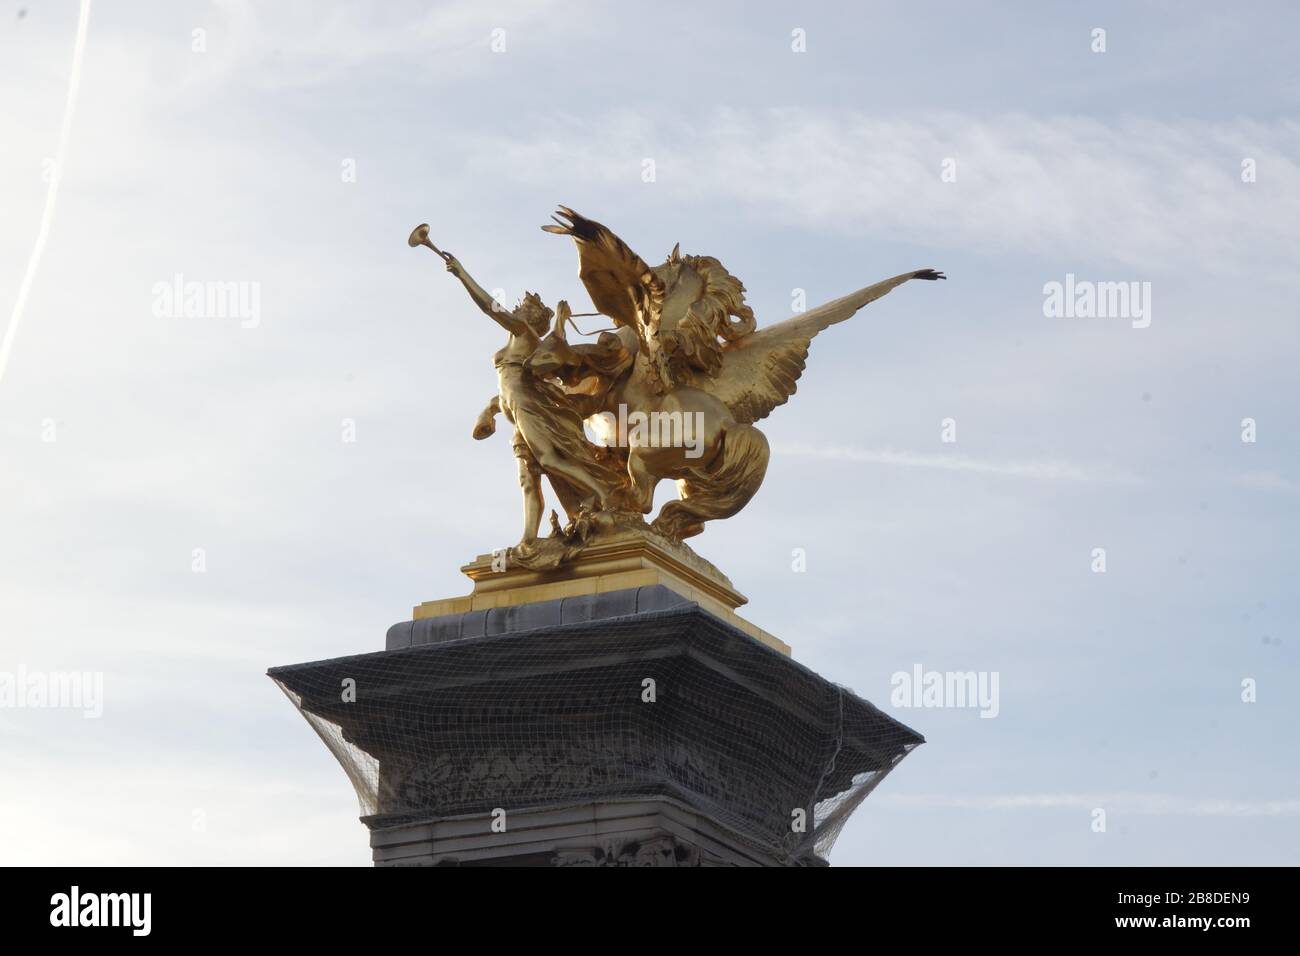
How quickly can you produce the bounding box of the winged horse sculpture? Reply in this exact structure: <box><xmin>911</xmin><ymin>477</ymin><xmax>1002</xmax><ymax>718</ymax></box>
<box><xmin>535</xmin><ymin>207</ymin><xmax>944</xmax><ymax>542</ymax></box>
<box><xmin>412</xmin><ymin>207</ymin><xmax>943</xmax><ymax>570</ymax></box>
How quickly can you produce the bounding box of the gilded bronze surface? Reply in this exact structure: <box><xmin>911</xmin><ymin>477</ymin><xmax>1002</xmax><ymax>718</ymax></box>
<box><xmin>409</xmin><ymin>209</ymin><xmax>943</xmax><ymax>572</ymax></box>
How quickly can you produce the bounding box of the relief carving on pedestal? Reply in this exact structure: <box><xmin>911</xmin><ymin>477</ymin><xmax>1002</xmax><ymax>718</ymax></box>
<box><xmin>552</xmin><ymin>837</ymin><xmax>702</xmax><ymax>867</ymax></box>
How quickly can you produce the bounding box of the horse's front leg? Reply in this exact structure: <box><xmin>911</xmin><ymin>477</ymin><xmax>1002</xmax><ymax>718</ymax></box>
<box><xmin>626</xmin><ymin>450</ymin><xmax>658</xmax><ymax>514</ymax></box>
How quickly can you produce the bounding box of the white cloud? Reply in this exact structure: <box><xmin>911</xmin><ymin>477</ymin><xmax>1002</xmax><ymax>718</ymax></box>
<box><xmin>465</xmin><ymin>109</ymin><xmax>1300</xmax><ymax>276</ymax></box>
<box><xmin>778</xmin><ymin>442</ymin><xmax>1142</xmax><ymax>483</ymax></box>
<box><xmin>878</xmin><ymin>792</ymin><xmax>1300</xmax><ymax>817</ymax></box>
<box><xmin>0</xmin><ymin>0</ymin><xmax>91</xmax><ymax>390</ymax></box>
<box><xmin>1233</xmin><ymin>470</ymin><xmax>1300</xmax><ymax>494</ymax></box>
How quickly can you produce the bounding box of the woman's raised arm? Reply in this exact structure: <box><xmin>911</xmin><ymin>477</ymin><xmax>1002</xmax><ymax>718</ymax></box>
<box><xmin>445</xmin><ymin>255</ymin><xmax>526</xmax><ymax>335</ymax></box>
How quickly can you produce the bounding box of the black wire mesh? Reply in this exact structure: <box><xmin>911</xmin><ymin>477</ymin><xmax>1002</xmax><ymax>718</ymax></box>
<box><xmin>270</xmin><ymin>604</ymin><xmax>922</xmax><ymax>864</ymax></box>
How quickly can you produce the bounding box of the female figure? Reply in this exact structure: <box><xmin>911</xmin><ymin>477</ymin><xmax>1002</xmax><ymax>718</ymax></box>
<box><xmin>444</xmin><ymin>254</ymin><xmax>630</xmax><ymax>547</ymax></box>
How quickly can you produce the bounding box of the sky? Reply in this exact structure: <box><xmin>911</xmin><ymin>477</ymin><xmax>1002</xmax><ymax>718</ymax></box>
<box><xmin>1</xmin><ymin>0</ymin><xmax>1297</xmax><ymax>866</ymax></box>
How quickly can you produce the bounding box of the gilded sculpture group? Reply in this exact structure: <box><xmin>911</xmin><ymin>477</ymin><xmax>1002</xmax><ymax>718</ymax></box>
<box><xmin>410</xmin><ymin>207</ymin><xmax>943</xmax><ymax>569</ymax></box>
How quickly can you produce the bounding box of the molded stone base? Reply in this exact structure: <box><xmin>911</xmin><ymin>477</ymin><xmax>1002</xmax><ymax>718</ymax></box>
<box><xmin>269</xmin><ymin>595</ymin><xmax>923</xmax><ymax>866</ymax></box>
<box><xmin>371</xmin><ymin>799</ymin><xmax>796</xmax><ymax>867</ymax></box>
<box><xmin>415</xmin><ymin>532</ymin><xmax>789</xmax><ymax>654</ymax></box>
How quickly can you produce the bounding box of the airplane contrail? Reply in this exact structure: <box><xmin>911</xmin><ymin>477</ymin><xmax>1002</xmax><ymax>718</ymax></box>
<box><xmin>0</xmin><ymin>0</ymin><xmax>94</xmax><ymax>390</ymax></box>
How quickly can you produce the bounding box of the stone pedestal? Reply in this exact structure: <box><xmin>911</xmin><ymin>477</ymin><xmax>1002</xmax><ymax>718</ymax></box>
<box><xmin>371</xmin><ymin>799</ymin><xmax>788</xmax><ymax>866</ymax></box>
<box><xmin>269</xmin><ymin>576</ymin><xmax>922</xmax><ymax>866</ymax></box>
<box><xmin>415</xmin><ymin>530</ymin><xmax>790</xmax><ymax>654</ymax></box>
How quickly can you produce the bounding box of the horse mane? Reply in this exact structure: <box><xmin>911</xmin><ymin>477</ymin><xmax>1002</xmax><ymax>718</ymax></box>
<box><xmin>648</xmin><ymin>252</ymin><xmax>757</xmax><ymax>382</ymax></box>
<box><xmin>676</xmin><ymin>253</ymin><xmax>755</xmax><ymax>343</ymax></box>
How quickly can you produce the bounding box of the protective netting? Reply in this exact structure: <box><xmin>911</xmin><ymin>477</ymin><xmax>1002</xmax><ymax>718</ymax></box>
<box><xmin>270</xmin><ymin>604</ymin><xmax>922</xmax><ymax>864</ymax></box>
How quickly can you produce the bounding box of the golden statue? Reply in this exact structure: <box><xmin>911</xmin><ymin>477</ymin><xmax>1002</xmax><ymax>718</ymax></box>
<box><xmin>408</xmin><ymin>210</ymin><xmax>943</xmax><ymax>574</ymax></box>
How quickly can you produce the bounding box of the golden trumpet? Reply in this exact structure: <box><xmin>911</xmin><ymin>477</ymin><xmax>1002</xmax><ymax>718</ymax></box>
<box><xmin>407</xmin><ymin>222</ymin><xmax>449</xmax><ymax>260</ymax></box>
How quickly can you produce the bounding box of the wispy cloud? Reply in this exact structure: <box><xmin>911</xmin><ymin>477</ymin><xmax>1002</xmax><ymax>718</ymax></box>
<box><xmin>878</xmin><ymin>793</ymin><xmax>1300</xmax><ymax>817</ymax></box>
<box><xmin>0</xmin><ymin>0</ymin><xmax>91</xmax><ymax>391</ymax></box>
<box><xmin>468</xmin><ymin>109</ymin><xmax>1300</xmax><ymax>276</ymax></box>
<box><xmin>196</xmin><ymin>0</ymin><xmax>571</xmax><ymax>90</ymax></box>
<box><xmin>1232</xmin><ymin>470</ymin><xmax>1300</xmax><ymax>494</ymax></box>
<box><xmin>778</xmin><ymin>443</ymin><xmax>1142</xmax><ymax>484</ymax></box>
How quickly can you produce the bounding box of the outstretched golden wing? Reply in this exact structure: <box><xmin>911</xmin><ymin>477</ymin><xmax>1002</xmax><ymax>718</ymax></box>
<box><xmin>709</xmin><ymin>269</ymin><xmax>945</xmax><ymax>424</ymax></box>
<box><xmin>542</xmin><ymin>206</ymin><xmax>664</xmax><ymax>331</ymax></box>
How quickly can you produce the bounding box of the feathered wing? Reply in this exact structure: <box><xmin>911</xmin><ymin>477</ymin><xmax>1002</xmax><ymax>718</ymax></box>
<box><xmin>708</xmin><ymin>269</ymin><xmax>945</xmax><ymax>424</ymax></box>
<box><xmin>542</xmin><ymin>206</ymin><xmax>664</xmax><ymax>331</ymax></box>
